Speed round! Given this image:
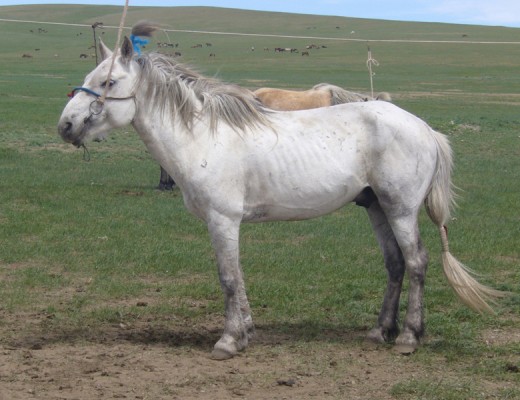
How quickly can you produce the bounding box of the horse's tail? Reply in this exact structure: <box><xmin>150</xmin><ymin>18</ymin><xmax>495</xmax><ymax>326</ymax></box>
<box><xmin>312</xmin><ymin>83</ymin><xmax>393</xmax><ymax>105</ymax></box>
<box><xmin>425</xmin><ymin>130</ymin><xmax>505</xmax><ymax>314</ymax></box>
<box><xmin>375</xmin><ymin>92</ymin><xmax>392</xmax><ymax>102</ymax></box>
<box><xmin>312</xmin><ymin>83</ymin><xmax>366</xmax><ymax>105</ymax></box>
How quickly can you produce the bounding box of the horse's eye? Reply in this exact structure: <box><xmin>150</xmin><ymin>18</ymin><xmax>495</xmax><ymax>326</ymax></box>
<box><xmin>101</xmin><ymin>79</ymin><xmax>115</xmax><ymax>88</ymax></box>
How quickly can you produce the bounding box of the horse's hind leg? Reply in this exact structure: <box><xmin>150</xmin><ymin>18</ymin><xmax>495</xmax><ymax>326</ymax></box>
<box><xmin>157</xmin><ymin>166</ymin><xmax>175</xmax><ymax>191</ymax></box>
<box><xmin>364</xmin><ymin>198</ymin><xmax>405</xmax><ymax>344</ymax></box>
<box><xmin>386</xmin><ymin>213</ymin><xmax>429</xmax><ymax>353</ymax></box>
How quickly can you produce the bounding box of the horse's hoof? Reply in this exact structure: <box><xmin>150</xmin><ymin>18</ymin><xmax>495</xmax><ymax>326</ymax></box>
<box><xmin>395</xmin><ymin>330</ymin><xmax>420</xmax><ymax>354</ymax></box>
<box><xmin>211</xmin><ymin>347</ymin><xmax>236</xmax><ymax>360</ymax></box>
<box><xmin>394</xmin><ymin>343</ymin><xmax>417</xmax><ymax>355</ymax></box>
<box><xmin>156</xmin><ymin>184</ymin><xmax>175</xmax><ymax>191</ymax></box>
<box><xmin>366</xmin><ymin>328</ymin><xmax>386</xmax><ymax>344</ymax></box>
<box><xmin>211</xmin><ymin>334</ymin><xmax>243</xmax><ymax>360</ymax></box>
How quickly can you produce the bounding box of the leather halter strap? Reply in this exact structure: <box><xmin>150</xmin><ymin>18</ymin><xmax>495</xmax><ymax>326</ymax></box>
<box><xmin>68</xmin><ymin>86</ymin><xmax>135</xmax><ymax>101</ymax></box>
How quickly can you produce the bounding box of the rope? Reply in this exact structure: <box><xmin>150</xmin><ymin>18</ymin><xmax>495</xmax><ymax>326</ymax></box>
<box><xmin>366</xmin><ymin>46</ymin><xmax>379</xmax><ymax>99</ymax></box>
<box><xmin>80</xmin><ymin>144</ymin><xmax>91</xmax><ymax>161</ymax></box>
<box><xmin>98</xmin><ymin>0</ymin><xmax>130</xmax><ymax>105</ymax></box>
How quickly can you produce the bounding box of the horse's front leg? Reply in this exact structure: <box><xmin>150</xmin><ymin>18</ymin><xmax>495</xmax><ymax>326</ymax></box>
<box><xmin>207</xmin><ymin>213</ymin><xmax>253</xmax><ymax>360</ymax></box>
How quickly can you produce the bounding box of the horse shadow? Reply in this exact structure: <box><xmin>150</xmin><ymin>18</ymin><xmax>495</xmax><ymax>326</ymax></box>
<box><xmin>8</xmin><ymin>318</ymin><xmax>369</xmax><ymax>352</ymax></box>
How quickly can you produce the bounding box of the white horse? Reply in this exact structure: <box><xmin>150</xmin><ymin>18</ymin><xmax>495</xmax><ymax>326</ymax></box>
<box><xmin>58</xmin><ymin>27</ymin><xmax>503</xmax><ymax>360</ymax></box>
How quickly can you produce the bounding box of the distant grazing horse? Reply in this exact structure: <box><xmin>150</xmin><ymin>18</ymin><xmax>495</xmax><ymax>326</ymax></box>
<box><xmin>254</xmin><ymin>83</ymin><xmax>391</xmax><ymax>111</ymax></box>
<box><xmin>58</xmin><ymin>22</ymin><xmax>503</xmax><ymax>360</ymax></box>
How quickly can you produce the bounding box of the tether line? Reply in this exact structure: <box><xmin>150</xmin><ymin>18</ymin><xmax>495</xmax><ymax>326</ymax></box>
<box><xmin>98</xmin><ymin>0</ymin><xmax>130</xmax><ymax>105</ymax></box>
<box><xmin>366</xmin><ymin>46</ymin><xmax>380</xmax><ymax>99</ymax></box>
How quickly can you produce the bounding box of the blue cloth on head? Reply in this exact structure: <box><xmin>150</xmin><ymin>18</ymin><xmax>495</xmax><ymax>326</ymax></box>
<box><xmin>130</xmin><ymin>34</ymin><xmax>149</xmax><ymax>55</ymax></box>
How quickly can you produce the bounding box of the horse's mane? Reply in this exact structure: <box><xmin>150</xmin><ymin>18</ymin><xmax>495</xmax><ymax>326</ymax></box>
<box><xmin>136</xmin><ymin>52</ymin><xmax>270</xmax><ymax>132</ymax></box>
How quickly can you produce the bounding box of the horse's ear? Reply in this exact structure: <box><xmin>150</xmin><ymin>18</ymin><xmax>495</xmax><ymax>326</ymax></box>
<box><xmin>99</xmin><ymin>40</ymin><xmax>112</xmax><ymax>61</ymax></box>
<box><xmin>121</xmin><ymin>36</ymin><xmax>134</xmax><ymax>64</ymax></box>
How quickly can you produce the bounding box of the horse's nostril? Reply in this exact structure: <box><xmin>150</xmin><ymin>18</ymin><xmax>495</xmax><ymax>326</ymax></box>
<box><xmin>58</xmin><ymin>121</ymin><xmax>74</xmax><ymax>140</ymax></box>
<box><xmin>59</xmin><ymin>121</ymin><xmax>73</xmax><ymax>135</ymax></box>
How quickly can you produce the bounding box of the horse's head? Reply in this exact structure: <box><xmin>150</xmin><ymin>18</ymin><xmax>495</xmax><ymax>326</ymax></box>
<box><xmin>58</xmin><ymin>37</ymin><xmax>139</xmax><ymax>147</ymax></box>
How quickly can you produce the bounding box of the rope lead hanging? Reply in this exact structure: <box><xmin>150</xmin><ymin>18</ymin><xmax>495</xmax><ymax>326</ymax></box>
<box><xmin>366</xmin><ymin>45</ymin><xmax>380</xmax><ymax>99</ymax></box>
<box><xmin>81</xmin><ymin>144</ymin><xmax>91</xmax><ymax>162</ymax></box>
<box><xmin>98</xmin><ymin>0</ymin><xmax>130</xmax><ymax>105</ymax></box>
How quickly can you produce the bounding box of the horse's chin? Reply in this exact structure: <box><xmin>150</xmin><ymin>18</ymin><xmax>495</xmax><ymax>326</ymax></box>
<box><xmin>65</xmin><ymin>131</ymin><xmax>102</xmax><ymax>149</ymax></box>
<box><xmin>71</xmin><ymin>126</ymin><xmax>109</xmax><ymax>147</ymax></box>
<box><xmin>61</xmin><ymin>129</ymin><xmax>85</xmax><ymax>148</ymax></box>
<box><xmin>92</xmin><ymin>131</ymin><xmax>108</xmax><ymax>142</ymax></box>
<box><xmin>68</xmin><ymin>128</ymin><xmax>89</xmax><ymax>148</ymax></box>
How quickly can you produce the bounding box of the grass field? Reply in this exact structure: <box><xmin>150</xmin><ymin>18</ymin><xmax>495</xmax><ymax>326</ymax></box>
<box><xmin>0</xmin><ymin>5</ymin><xmax>519</xmax><ymax>399</ymax></box>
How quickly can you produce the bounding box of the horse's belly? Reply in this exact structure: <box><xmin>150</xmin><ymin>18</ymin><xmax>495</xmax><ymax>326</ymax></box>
<box><xmin>242</xmin><ymin>185</ymin><xmax>360</xmax><ymax>222</ymax></box>
<box><xmin>241</xmin><ymin>141</ymin><xmax>365</xmax><ymax>222</ymax></box>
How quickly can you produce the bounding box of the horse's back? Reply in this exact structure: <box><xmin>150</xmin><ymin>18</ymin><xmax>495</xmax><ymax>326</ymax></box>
<box><xmin>272</xmin><ymin>101</ymin><xmax>440</xmax><ymax>196</ymax></box>
<box><xmin>237</xmin><ymin>103</ymin><xmax>408</xmax><ymax>218</ymax></box>
<box><xmin>254</xmin><ymin>87</ymin><xmax>330</xmax><ymax>111</ymax></box>
<box><xmin>190</xmin><ymin>101</ymin><xmax>441</xmax><ymax>223</ymax></box>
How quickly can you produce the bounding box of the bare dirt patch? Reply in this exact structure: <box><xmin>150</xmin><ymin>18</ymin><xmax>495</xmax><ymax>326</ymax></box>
<box><xmin>0</xmin><ymin>310</ymin><xmax>387</xmax><ymax>400</ymax></box>
<box><xmin>2</xmin><ymin>308</ymin><xmax>518</xmax><ymax>400</ymax></box>
<box><xmin>481</xmin><ymin>315</ymin><xmax>520</xmax><ymax>347</ymax></box>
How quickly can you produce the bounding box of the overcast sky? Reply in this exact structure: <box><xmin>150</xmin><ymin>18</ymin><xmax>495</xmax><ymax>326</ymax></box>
<box><xmin>2</xmin><ymin>0</ymin><xmax>520</xmax><ymax>28</ymax></box>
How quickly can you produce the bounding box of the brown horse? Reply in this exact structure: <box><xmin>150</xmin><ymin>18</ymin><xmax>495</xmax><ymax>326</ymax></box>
<box><xmin>254</xmin><ymin>83</ymin><xmax>391</xmax><ymax>111</ymax></box>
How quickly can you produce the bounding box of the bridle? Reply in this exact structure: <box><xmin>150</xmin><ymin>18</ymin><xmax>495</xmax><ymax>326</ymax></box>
<box><xmin>66</xmin><ymin>86</ymin><xmax>137</xmax><ymax>158</ymax></box>
<box><xmin>67</xmin><ymin>86</ymin><xmax>136</xmax><ymax>124</ymax></box>
<box><xmin>68</xmin><ymin>86</ymin><xmax>136</xmax><ymax>102</ymax></box>
<box><xmin>66</xmin><ymin>0</ymin><xmax>135</xmax><ymax>160</ymax></box>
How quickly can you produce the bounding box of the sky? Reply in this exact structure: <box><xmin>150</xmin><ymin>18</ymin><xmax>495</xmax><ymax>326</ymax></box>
<box><xmin>1</xmin><ymin>0</ymin><xmax>520</xmax><ymax>28</ymax></box>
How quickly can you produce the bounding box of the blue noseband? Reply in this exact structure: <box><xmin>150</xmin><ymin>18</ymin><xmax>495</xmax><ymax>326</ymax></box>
<box><xmin>67</xmin><ymin>86</ymin><xmax>135</xmax><ymax>101</ymax></box>
<box><xmin>68</xmin><ymin>87</ymin><xmax>102</xmax><ymax>98</ymax></box>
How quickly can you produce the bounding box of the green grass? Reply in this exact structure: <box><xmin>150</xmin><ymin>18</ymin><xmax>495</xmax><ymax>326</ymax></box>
<box><xmin>0</xmin><ymin>5</ymin><xmax>519</xmax><ymax>398</ymax></box>
<box><xmin>391</xmin><ymin>377</ymin><xmax>520</xmax><ymax>400</ymax></box>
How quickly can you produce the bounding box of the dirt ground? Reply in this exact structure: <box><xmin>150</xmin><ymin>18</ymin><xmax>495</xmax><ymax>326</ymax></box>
<box><xmin>0</xmin><ymin>309</ymin><xmax>518</xmax><ymax>400</ymax></box>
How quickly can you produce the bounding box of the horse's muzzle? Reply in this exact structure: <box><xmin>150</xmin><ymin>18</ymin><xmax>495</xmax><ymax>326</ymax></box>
<box><xmin>59</xmin><ymin>121</ymin><xmax>73</xmax><ymax>135</ymax></box>
<box><xmin>58</xmin><ymin>120</ymin><xmax>83</xmax><ymax>147</ymax></box>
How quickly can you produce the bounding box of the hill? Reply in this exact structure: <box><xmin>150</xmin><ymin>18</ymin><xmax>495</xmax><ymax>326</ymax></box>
<box><xmin>2</xmin><ymin>4</ymin><xmax>519</xmax><ymax>41</ymax></box>
<box><xmin>1</xmin><ymin>4</ymin><xmax>520</xmax><ymax>111</ymax></box>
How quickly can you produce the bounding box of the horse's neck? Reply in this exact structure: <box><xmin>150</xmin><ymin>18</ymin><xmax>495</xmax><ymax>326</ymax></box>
<box><xmin>132</xmin><ymin>100</ymin><xmax>210</xmax><ymax>179</ymax></box>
